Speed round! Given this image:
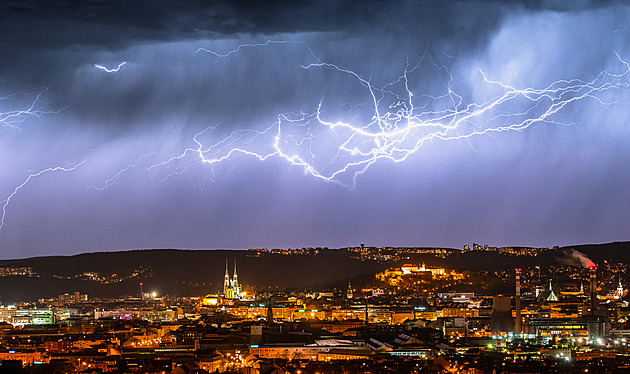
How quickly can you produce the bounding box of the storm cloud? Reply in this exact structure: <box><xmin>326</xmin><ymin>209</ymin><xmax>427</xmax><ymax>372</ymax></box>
<box><xmin>1</xmin><ymin>1</ymin><xmax>629</xmax><ymax>258</ymax></box>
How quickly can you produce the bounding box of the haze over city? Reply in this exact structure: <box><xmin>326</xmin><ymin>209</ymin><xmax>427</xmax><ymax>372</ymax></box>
<box><xmin>1</xmin><ymin>0</ymin><xmax>630</xmax><ymax>259</ymax></box>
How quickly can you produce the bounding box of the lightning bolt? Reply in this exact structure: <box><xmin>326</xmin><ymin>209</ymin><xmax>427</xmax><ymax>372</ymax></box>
<box><xmin>1</xmin><ymin>83</ymin><xmax>81</xmax><ymax>232</ymax></box>
<box><xmin>89</xmin><ymin>149</ymin><xmax>175</xmax><ymax>192</ymax></box>
<box><xmin>97</xmin><ymin>42</ymin><xmax>630</xmax><ymax>190</ymax></box>
<box><xmin>1</xmin><ymin>161</ymin><xmax>85</xmax><ymax>232</ymax></box>
<box><xmin>197</xmin><ymin>40</ymin><xmax>320</xmax><ymax>62</ymax></box>
<box><xmin>0</xmin><ymin>87</ymin><xmax>60</xmax><ymax>130</ymax></box>
<box><xmin>94</xmin><ymin>62</ymin><xmax>127</xmax><ymax>73</ymax></box>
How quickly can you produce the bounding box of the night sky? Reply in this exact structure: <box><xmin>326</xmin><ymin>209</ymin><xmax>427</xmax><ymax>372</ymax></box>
<box><xmin>1</xmin><ymin>1</ymin><xmax>629</xmax><ymax>259</ymax></box>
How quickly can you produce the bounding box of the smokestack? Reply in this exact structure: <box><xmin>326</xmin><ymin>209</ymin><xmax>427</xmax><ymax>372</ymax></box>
<box><xmin>590</xmin><ymin>266</ymin><xmax>597</xmax><ymax>314</ymax></box>
<box><xmin>515</xmin><ymin>269</ymin><xmax>521</xmax><ymax>334</ymax></box>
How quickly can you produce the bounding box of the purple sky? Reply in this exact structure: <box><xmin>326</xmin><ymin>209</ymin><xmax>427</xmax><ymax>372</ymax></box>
<box><xmin>1</xmin><ymin>1</ymin><xmax>629</xmax><ymax>259</ymax></box>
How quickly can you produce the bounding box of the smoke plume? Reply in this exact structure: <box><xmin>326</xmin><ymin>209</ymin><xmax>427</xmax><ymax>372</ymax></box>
<box><xmin>558</xmin><ymin>248</ymin><xmax>596</xmax><ymax>268</ymax></box>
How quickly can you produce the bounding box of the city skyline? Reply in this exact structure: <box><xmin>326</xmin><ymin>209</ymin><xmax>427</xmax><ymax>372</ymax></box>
<box><xmin>1</xmin><ymin>1</ymin><xmax>630</xmax><ymax>259</ymax></box>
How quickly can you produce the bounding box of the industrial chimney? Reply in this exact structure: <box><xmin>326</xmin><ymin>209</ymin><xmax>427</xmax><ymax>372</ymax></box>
<box><xmin>589</xmin><ymin>266</ymin><xmax>597</xmax><ymax>314</ymax></box>
<box><xmin>515</xmin><ymin>268</ymin><xmax>522</xmax><ymax>334</ymax></box>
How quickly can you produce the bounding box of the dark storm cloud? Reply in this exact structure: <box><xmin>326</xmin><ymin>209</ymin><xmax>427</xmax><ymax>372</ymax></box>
<box><xmin>1</xmin><ymin>0</ymin><xmax>630</xmax><ymax>258</ymax></box>
<box><xmin>2</xmin><ymin>0</ymin><xmax>626</xmax><ymax>51</ymax></box>
<box><xmin>0</xmin><ymin>0</ymin><xmax>532</xmax><ymax>50</ymax></box>
<box><xmin>0</xmin><ymin>0</ymin><xmax>377</xmax><ymax>49</ymax></box>
<box><xmin>0</xmin><ymin>0</ymin><xmax>513</xmax><ymax>109</ymax></box>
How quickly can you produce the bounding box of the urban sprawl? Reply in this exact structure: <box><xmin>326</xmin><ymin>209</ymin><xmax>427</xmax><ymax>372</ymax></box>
<box><xmin>0</xmin><ymin>245</ymin><xmax>629</xmax><ymax>373</ymax></box>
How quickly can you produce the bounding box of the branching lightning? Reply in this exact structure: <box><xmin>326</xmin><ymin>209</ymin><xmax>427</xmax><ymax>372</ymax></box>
<box><xmin>197</xmin><ymin>40</ymin><xmax>320</xmax><ymax>62</ymax></box>
<box><xmin>1</xmin><ymin>84</ymin><xmax>81</xmax><ymax>232</ymax></box>
<box><xmin>98</xmin><ymin>42</ymin><xmax>630</xmax><ymax>190</ymax></box>
<box><xmin>94</xmin><ymin>62</ymin><xmax>127</xmax><ymax>73</ymax></box>
<box><xmin>0</xmin><ymin>161</ymin><xmax>85</xmax><ymax>231</ymax></box>
<box><xmin>3</xmin><ymin>40</ymin><xmax>629</xmax><ymax>243</ymax></box>
<box><xmin>0</xmin><ymin>87</ymin><xmax>59</xmax><ymax>130</ymax></box>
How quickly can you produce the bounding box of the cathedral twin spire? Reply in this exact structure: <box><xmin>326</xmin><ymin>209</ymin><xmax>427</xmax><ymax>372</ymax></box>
<box><xmin>223</xmin><ymin>258</ymin><xmax>243</xmax><ymax>299</ymax></box>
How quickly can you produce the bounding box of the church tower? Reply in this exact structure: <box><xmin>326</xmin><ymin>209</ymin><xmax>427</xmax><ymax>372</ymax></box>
<box><xmin>222</xmin><ymin>258</ymin><xmax>243</xmax><ymax>299</ymax></box>
<box><xmin>615</xmin><ymin>277</ymin><xmax>624</xmax><ymax>299</ymax></box>
<box><xmin>233</xmin><ymin>258</ymin><xmax>242</xmax><ymax>299</ymax></box>
<box><xmin>224</xmin><ymin>259</ymin><xmax>232</xmax><ymax>299</ymax></box>
<box><xmin>546</xmin><ymin>280</ymin><xmax>558</xmax><ymax>302</ymax></box>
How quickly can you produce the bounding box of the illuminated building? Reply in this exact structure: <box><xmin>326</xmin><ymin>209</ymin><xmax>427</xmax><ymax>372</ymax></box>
<box><xmin>547</xmin><ymin>281</ymin><xmax>558</xmax><ymax>302</ymax></box>
<box><xmin>58</xmin><ymin>292</ymin><xmax>88</xmax><ymax>304</ymax></box>
<box><xmin>401</xmin><ymin>263</ymin><xmax>445</xmax><ymax>277</ymax></box>
<box><xmin>202</xmin><ymin>294</ymin><xmax>221</xmax><ymax>306</ymax></box>
<box><xmin>377</xmin><ymin>263</ymin><xmax>463</xmax><ymax>289</ymax></box>
<box><xmin>0</xmin><ymin>349</ymin><xmax>50</xmax><ymax>364</ymax></box>
<box><xmin>614</xmin><ymin>278</ymin><xmax>626</xmax><ymax>299</ymax></box>
<box><xmin>223</xmin><ymin>259</ymin><xmax>243</xmax><ymax>299</ymax></box>
<box><xmin>527</xmin><ymin>318</ymin><xmax>590</xmax><ymax>338</ymax></box>
<box><xmin>12</xmin><ymin>309</ymin><xmax>54</xmax><ymax>326</ymax></box>
<box><xmin>249</xmin><ymin>340</ymin><xmax>369</xmax><ymax>360</ymax></box>
<box><xmin>312</xmin><ymin>321</ymin><xmax>364</xmax><ymax>333</ymax></box>
<box><xmin>576</xmin><ymin>351</ymin><xmax>616</xmax><ymax>361</ymax></box>
<box><xmin>441</xmin><ymin>307</ymin><xmax>480</xmax><ymax>318</ymax></box>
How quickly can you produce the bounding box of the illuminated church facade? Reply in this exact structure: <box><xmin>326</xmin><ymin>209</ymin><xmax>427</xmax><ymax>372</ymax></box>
<box><xmin>223</xmin><ymin>259</ymin><xmax>243</xmax><ymax>299</ymax></box>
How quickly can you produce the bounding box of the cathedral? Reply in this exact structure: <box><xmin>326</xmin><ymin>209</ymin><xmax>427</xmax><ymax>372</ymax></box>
<box><xmin>223</xmin><ymin>259</ymin><xmax>243</xmax><ymax>299</ymax></box>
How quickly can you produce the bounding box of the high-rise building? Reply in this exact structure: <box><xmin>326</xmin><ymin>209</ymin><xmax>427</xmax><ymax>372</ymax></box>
<box><xmin>515</xmin><ymin>268</ymin><xmax>521</xmax><ymax>335</ymax></box>
<box><xmin>535</xmin><ymin>266</ymin><xmax>544</xmax><ymax>298</ymax></box>
<box><xmin>223</xmin><ymin>259</ymin><xmax>243</xmax><ymax>299</ymax></box>
<box><xmin>490</xmin><ymin>296</ymin><xmax>513</xmax><ymax>333</ymax></box>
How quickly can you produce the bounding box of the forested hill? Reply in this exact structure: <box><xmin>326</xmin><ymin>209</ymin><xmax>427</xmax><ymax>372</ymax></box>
<box><xmin>0</xmin><ymin>242</ymin><xmax>628</xmax><ymax>303</ymax></box>
<box><xmin>0</xmin><ymin>248</ymin><xmax>387</xmax><ymax>302</ymax></box>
